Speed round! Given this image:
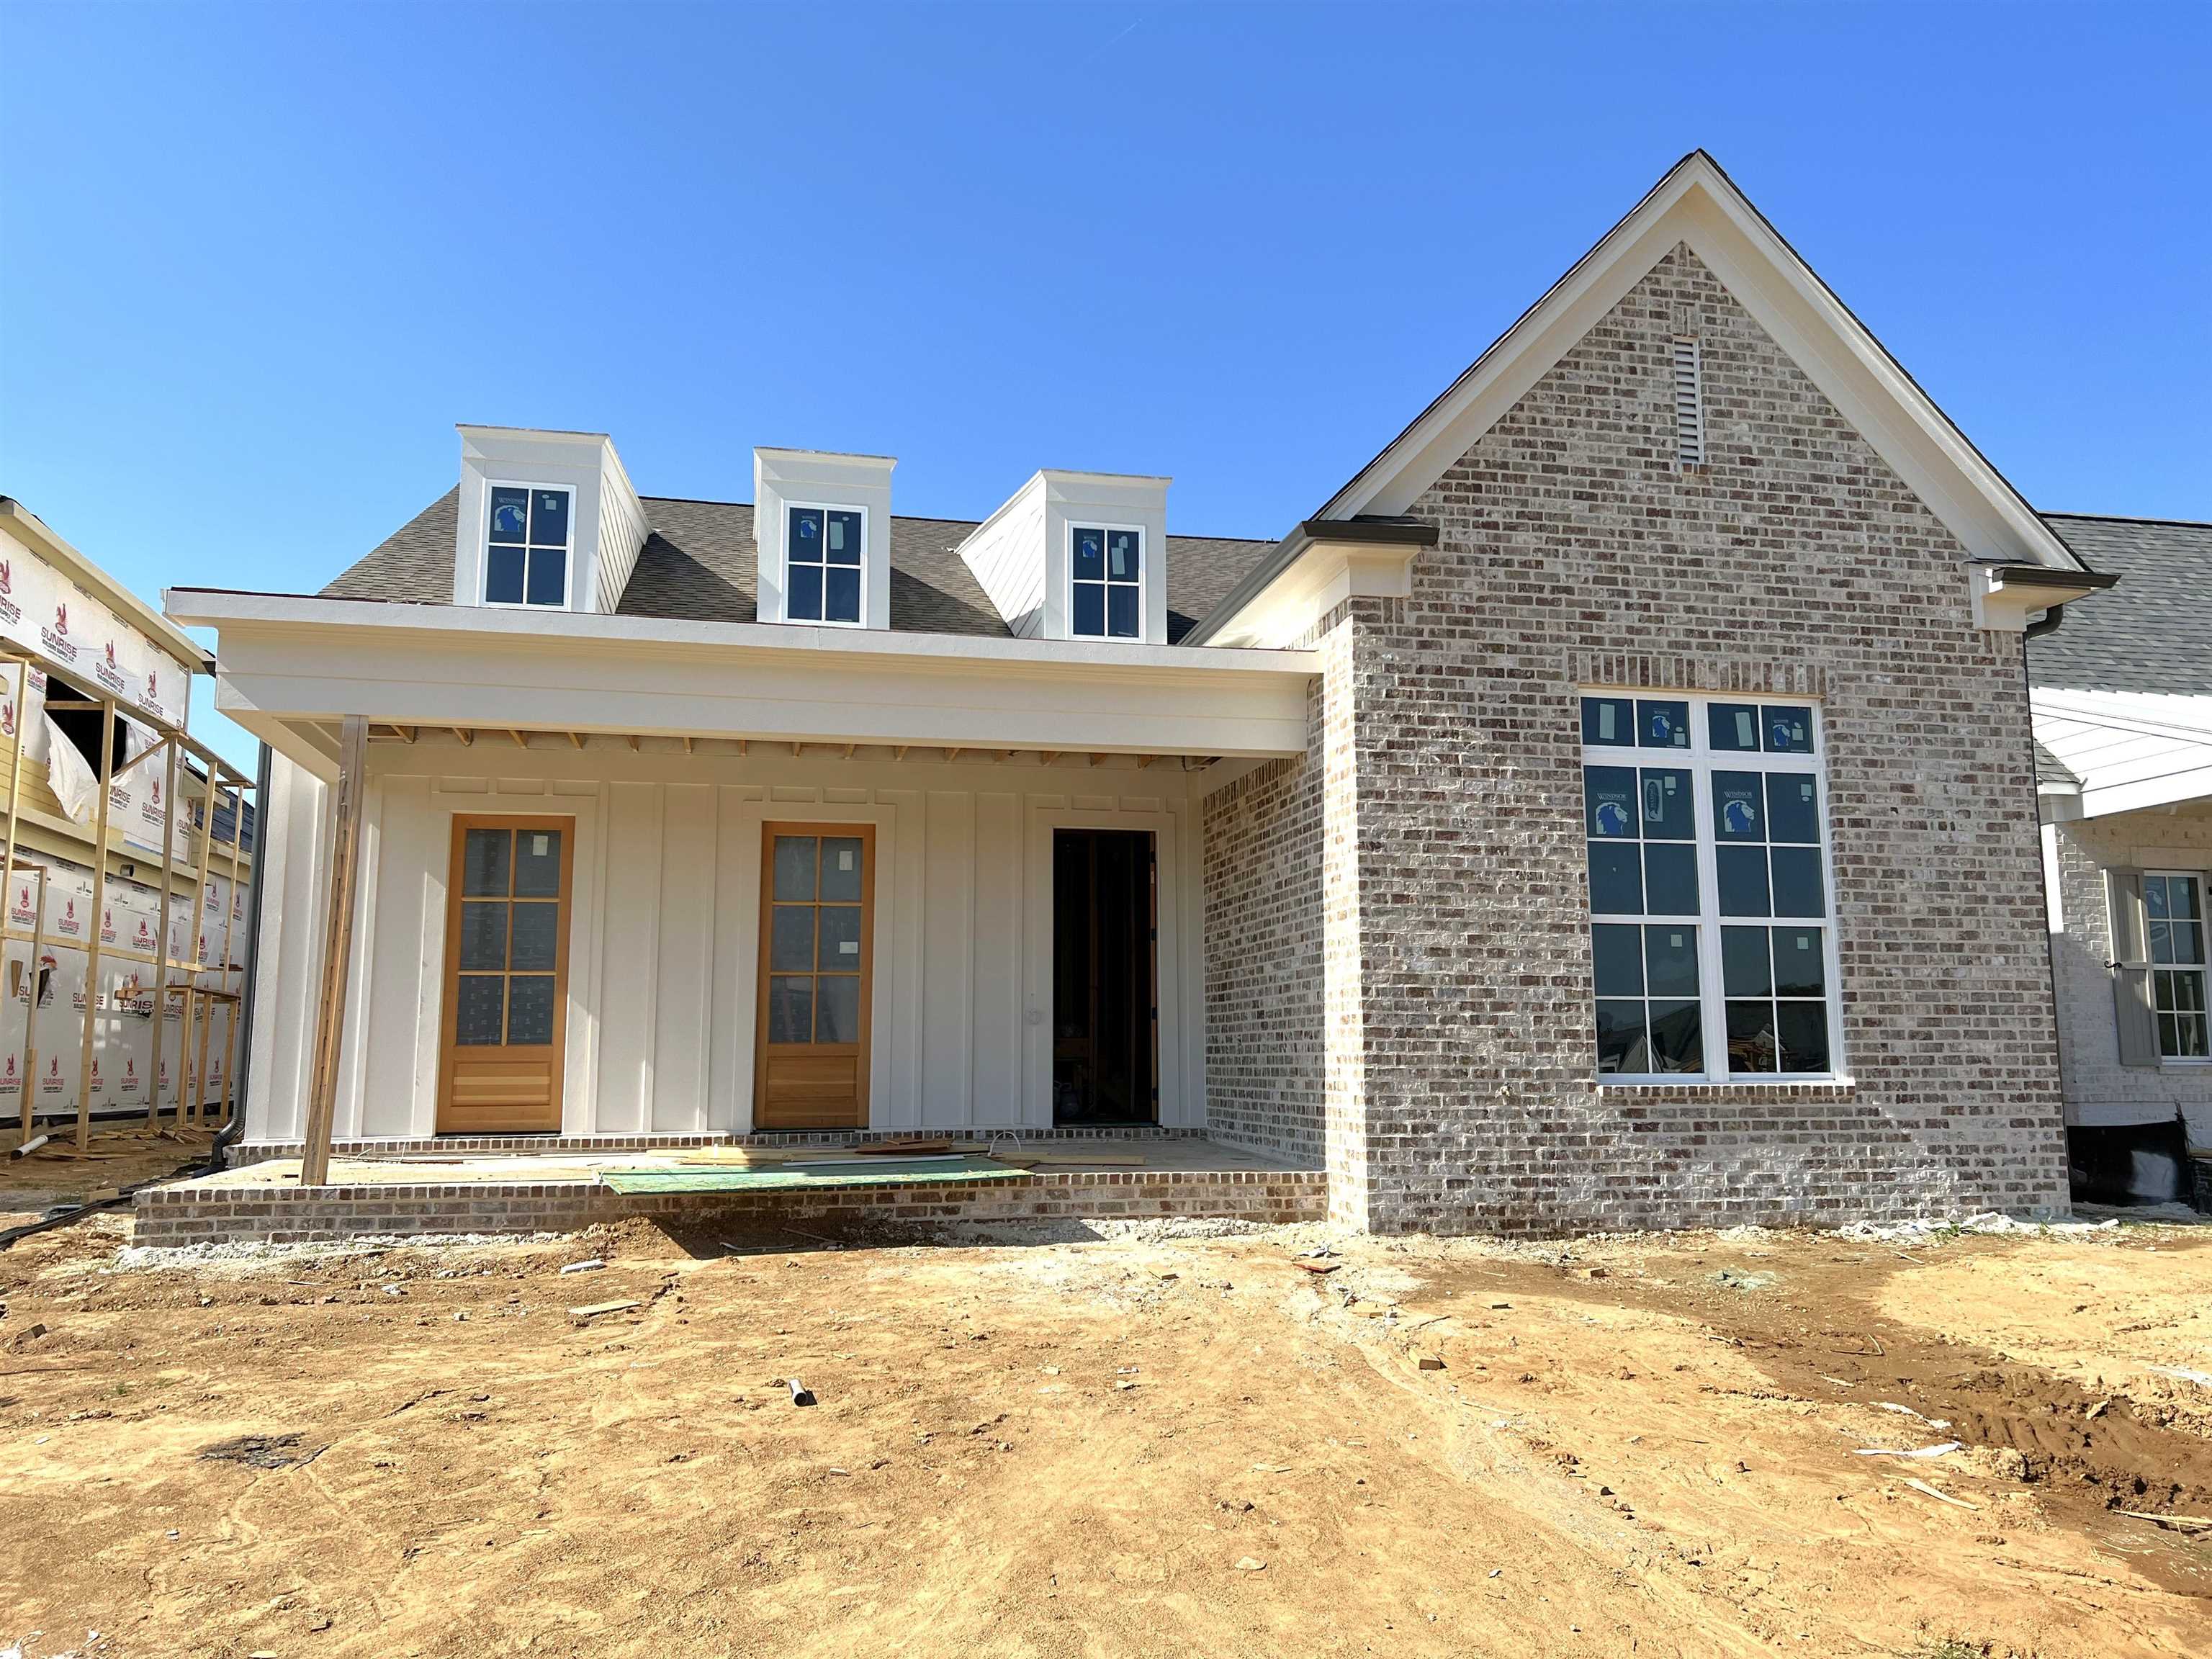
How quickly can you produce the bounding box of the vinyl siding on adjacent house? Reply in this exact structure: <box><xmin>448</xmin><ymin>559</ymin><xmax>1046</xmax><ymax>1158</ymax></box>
<box><xmin>2046</xmin><ymin>804</ymin><xmax>2212</xmax><ymax>1143</ymax></box>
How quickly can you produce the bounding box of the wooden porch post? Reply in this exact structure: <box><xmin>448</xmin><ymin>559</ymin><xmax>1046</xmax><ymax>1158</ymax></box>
<box><xmin>300</xmin><ymin>714</ymin><xmax>369</xmax><ymax>1187</ymax></box>
<box><xmin>180</xmin><ymin>760</ymin><xmax>219</xmax><ymax>1123</ymax></box>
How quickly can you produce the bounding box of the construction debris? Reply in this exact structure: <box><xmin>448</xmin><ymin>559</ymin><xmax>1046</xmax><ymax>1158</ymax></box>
<box><xmin>1852</xmin><ymin>1442</ymin><xmax>1962</xmax><ymax>1460</ymax></box>
<box><xmin>566</xmin><ymin>1300</ymin><xmax>640</xmax><ymax>1321</ymax></box>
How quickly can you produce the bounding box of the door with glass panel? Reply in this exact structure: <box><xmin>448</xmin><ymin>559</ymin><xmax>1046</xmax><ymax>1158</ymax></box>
<box><xmin>437</xmin><ymin>817</ymin><xmax>573</xmax><ymax>1134</ymax></box>
<box><xmin>756</xmin><ymin>826</ymin><xmax>873</xmax><ymax>1128</ymax></box>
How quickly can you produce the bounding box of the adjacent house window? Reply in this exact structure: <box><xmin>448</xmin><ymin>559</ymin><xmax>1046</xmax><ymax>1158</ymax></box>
<box><xmin>2146</xmin><ymin>873</ymin><xmax>2208</xmax><ymax>1059</ymax></box>
<box><xmin>485</xmin><ymin>486</ymin><xmax>571</xmax><ymax>608</ymax></box>
<box><xmin>1582</xmin><ymin>692</ymin><xmax>1840</xmax><ymax>1082</ymax></box>
<box><xmin>1071</xmin><ymin>525</ymin><xmax>1142</xmax><ymax>639</ymax></box>
<box><xmin>786</xmin><ymin>505</ymin><xmax>865</xmax><ymax>625</ymax></box>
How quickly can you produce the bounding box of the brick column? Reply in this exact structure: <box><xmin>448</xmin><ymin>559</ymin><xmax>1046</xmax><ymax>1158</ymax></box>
<box><xmin>1318</xmin><ymin>607</ymin><xmax>1373</xmax><ymax>1228</ymax></box>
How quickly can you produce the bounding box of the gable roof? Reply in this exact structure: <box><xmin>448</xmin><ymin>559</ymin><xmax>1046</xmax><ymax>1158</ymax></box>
<box><xmin>1187</xmin><ymin>150</ymin><xmax>2087</xmax><ymax>644</ymax></box>
<box><xmin>320</xmin><ymin>487</ymin><xmax>1275</xmax><ymax>645</ymax></box>
<box><xmin>2028</xmin><ymin>514</ymin><xmax>2212</xmax><ymax>698</ymax></box>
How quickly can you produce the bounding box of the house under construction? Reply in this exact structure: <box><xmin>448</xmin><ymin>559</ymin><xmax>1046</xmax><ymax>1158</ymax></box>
<box><xmin>0</xmin><ymin>499</ymin><xmax>259</xmax><ymax>1150</ymax></box>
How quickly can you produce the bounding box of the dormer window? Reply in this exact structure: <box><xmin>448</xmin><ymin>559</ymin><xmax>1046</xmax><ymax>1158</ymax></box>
<box><xmin>484</xmin><ymin>485</ymin><xmax>571</xmax><ymax>608</ymax></box>
<box><xmin>1071</xmin><ymin>524</ymin><xmax>1142</xmax><ymax>639</ymax></box>
<box><xmin>786</xmin><ymin>505</ymin><xmax>865</xmax><ymax>625</ymax></box>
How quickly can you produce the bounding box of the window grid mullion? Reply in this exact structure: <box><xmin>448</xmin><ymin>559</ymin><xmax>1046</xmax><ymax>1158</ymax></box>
<box><xmin>1689</xmin><ymin>723</ymin><xmax>1728</xmax><ymax>1079</ymax></box>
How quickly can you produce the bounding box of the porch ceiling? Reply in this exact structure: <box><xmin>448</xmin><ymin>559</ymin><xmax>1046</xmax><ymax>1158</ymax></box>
<box><xmin>166</xmin><ymin>589</ymin><xmax>1321</xmax><ymax>781</ymax></box>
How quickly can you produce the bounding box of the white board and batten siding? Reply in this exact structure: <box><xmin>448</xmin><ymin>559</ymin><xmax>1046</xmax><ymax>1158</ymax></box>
<box><xmin>243</xmin><ymin>747</ymin><xmax>1208</xmax><ymax>1143</ymax></box>
<box><xmin>956</xmin><ymin>479</ymin><xmax>1051</xmax><ymax>641</ymax></box>
<box><xmin>592</xmin><ymin>481</ymin><xmax>650</xmax><ymax>616</ymax></box>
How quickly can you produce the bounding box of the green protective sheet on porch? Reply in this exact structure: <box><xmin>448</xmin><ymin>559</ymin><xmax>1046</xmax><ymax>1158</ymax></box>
<box><xmin>596</xmin><ymin>1156</ymin><xmax>1030</xmax><ymax>1195</ymax></box>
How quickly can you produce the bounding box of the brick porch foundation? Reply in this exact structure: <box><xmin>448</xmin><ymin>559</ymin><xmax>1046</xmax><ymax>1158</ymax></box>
<box><xmin>132</xmin><ymin>1166</ymin><xmax>1327</xmax><ymax>1247</ymax></box>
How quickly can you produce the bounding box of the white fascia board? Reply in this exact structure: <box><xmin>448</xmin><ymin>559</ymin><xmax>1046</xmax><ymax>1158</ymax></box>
<box><xmin>2074</xmin><ymin>763</ymin><xmax>2212</xmax><ymax>820</ymax></box>
<box><xmin>2033</xmin><ymin>690</ymin><xmax>2212</xmax><ymax>745</ymax></box>
<box><xmin>166</xmin><ymin>589</ymin><xmax>1321</xmax><ymax>758</ymax></box>
<box><xmin>1303</xmin><ymin>153</ymin><xmax>2080</xmax><ymax>570</ymax></box>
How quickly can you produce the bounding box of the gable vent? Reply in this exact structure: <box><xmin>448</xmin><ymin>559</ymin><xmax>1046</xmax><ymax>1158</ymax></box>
<box><xmin>1671</xmin><ymin>336</ymin><xmax>1706</xmax><ymax>467</ymax></box>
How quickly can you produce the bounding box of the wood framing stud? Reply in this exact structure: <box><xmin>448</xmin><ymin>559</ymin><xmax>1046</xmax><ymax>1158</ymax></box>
<box><xmin>683</xmin><ymin>736</ymin><xmax>695</xmax><ymax>755</ymax></box>
<box><xmin>567</xmin><ymin>732</ymin><xmax>585</xmax><ymax>750</ymax></box>
<box><xmin>453</xmin><ymin>728</ymin><xmax>473</xmax><ymax>747</ymax></box>
<box><xmin>508</xmin><ymin>729</ymin><xmax>528</xmax><ymax>749</ymax></box>
<box><xmin>73</xmin><ymin>696</ymin><xmax>117</xmax><ymax>1149</ymax></box>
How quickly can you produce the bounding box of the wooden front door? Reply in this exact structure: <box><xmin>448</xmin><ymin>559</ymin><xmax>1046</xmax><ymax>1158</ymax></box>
<box><xmin>437</xmin><ymin>817</ymin><xmax>573</xmax><ymax>1134</ymax></box>
<box><xmin>755</xmin><ymin>824</ymin><xmax>873</xmax><ymax>1129</ymax></box>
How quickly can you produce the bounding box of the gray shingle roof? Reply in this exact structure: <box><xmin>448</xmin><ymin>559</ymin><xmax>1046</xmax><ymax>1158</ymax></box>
<box><xmin>2033</xmin><ymin>738</ymin><xmax>2078</xmax><ymax>789</ymax></box>
<box><xmin>321</xmin><ymin>488</ymin><xmax>1278</xmax><ymax>645</ymax></box>
<box><xmin>2031</xmin><ymin>514</ymin><xmax>2212</xmax><ymax>697</ymax></box>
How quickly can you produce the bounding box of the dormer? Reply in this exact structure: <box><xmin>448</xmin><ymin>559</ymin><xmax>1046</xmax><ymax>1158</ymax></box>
<box><xmin>753</xmin><ymin>449</ymin><xmax>894</xmax><ymax>630</ymax></box>
<box><xmin>452</xmin><ymin>426</ymin><xmax>647</xmax><ymax>613</ymax></box>
<box><xmin>957</xmin><ymin>471</ymin><xmax>1169</xmax><ymax>644</ymax></box>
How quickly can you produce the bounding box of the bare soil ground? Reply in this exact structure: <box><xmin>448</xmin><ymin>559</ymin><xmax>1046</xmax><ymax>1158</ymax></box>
<box><xmin>0</xmin><ymin>1125</ymin><xmax>216</xmax><ymax>1230</ymax></box>
<box><xmin>1</xmin><ymin>1210</ymin><xmax>2207</xmax><ymax>1658</ymax></box>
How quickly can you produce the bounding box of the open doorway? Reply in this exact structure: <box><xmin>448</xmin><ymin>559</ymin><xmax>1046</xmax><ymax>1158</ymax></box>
<box><xmin>1052</xmin><ymin>828</ymin><xmax>1157</xmax><ymax>1126</ymax></box>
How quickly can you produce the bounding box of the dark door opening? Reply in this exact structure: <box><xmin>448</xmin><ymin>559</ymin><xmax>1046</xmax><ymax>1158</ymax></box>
<box><xmin>1052</xmin><ymin>829</ymin><xmax>1157</xmax><ymax>1125</ymax></box>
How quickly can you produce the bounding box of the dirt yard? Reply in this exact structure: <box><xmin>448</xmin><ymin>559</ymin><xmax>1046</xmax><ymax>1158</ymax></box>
<box><xmin>0</xmin><ymin>1124</ymin><xmax>217</xmax><ymax>1231</ymax></box>
<box><xmin>1</xmin><ymin>1210</ymin><xmax>2207</xmax><ymax>1658</ymax></box>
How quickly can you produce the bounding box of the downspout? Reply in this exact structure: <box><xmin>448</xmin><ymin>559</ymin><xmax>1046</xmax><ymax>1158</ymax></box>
<box><xmin>2021</xmin><ymin>602</ymin><xmax>2071</xmax><ymax>1208</ymax></box>
<box><xmin>203</xmin><ymin>738</ymin><xmax>274</xmax><ymax>1174</ymax></box>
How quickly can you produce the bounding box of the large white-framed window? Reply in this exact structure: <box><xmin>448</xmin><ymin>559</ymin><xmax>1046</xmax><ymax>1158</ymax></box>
<box><xmin>785</xmin><ymin>503</ymin><xmax>866</xmax><ymax>626</ymax></box>
<box><xmin>1069</xmin><ymin>523</ymin><xmax>1143</xmax><ymax>640</ymax></box>
<box><xmin>2146</xmin><ymin>871</ymin><xmax>2209</xmax><ymax>1061</ymax></box>
<box><xmin>483</xmin><ymin>484</ymin><xmax>572</xmax><ymax>608</ymax></box>
<box><xmin>1581</xmin><ymin>691</ymin><xmax>1845</xmax><ymax>1083</ymax></box>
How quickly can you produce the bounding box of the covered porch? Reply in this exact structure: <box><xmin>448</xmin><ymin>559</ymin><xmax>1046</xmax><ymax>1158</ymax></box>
<box><xmin>164</xmin><ymin>589</ymin><xmax>1321</xmax><ymax>1187</ymax></box>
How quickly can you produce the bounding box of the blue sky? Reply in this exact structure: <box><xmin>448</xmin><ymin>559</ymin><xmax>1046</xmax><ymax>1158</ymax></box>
<box><xmin>4</xmin><ymin>1</ymin><xmax>2206</xmax><ymax>774</ymax></box>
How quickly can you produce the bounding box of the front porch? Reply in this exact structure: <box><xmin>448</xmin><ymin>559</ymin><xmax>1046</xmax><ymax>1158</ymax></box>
<box><xmin>165</xmin><ymin>587</ymin><xmax>1326</xmax><ymax>1203</ymax></box>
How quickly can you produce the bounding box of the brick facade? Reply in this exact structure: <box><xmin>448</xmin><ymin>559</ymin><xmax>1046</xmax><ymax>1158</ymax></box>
<box><xmin>1214</xmin><ymin>243</ymin><xmax>2070</xmax><ymax>1234</ymax></box>
<box><xmin>2048</xmin><ymin>804</ymin><xmax>2212</xmax><ymax>1143</ymax></box>
<box><xmin>1200</xmin><ymin>744</ymin><xmax>1325</xmax><ymax>1162</ymax></box>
